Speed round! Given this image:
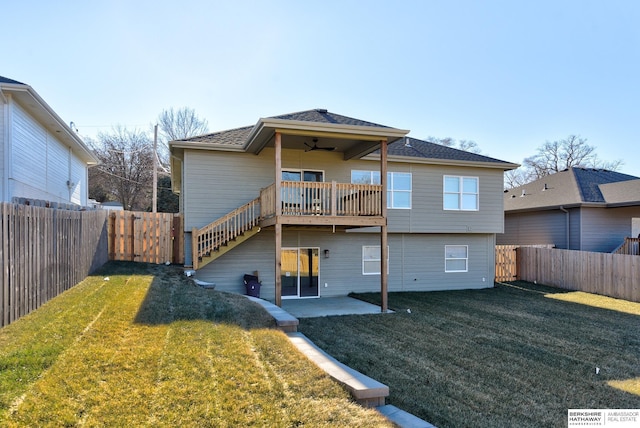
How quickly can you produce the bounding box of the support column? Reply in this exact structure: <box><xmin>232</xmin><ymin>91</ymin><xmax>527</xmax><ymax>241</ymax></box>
<box><xmin>380</xmin><ymin>139</ymin><xmax>388</xmax><ymax>312</ymax></box>
<box><xmin>274</xmin><ymin>132</ymin><xmax>282</xmax><ymax>306</ymax></box>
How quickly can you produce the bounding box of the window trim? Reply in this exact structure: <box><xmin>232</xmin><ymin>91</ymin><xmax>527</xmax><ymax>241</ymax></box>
<box><xmin>443</xmin><ymin>175</ymin><xmax>479</xmax><ymax>211</ymax></box>
<box><xmin>362</xmin><ymin>245</ymin><xmax>390</xmax><ymax>275</ymax></box>
<box><xmin>445</xmin><ymin>245</ymin><xmax>469</xmax><ymax>273</ymax></box>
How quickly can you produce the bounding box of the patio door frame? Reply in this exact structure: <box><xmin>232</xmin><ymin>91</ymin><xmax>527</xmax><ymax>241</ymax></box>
<box><xmin>281</xmin><ymin>247</ymin><xmax>321</xmax><ymax>299</ymax></box>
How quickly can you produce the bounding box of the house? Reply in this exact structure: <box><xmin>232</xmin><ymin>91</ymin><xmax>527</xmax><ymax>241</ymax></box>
<box><xmin>498</xmin><ymin>167</ymin><xmax>640</xmax><ymax>252</ymax></box>
<box><xmin>170</xmin><ymin>109</ymin><xmax>518</xmax><ymax>308</ymax></box>
<box><xmin>0</xmin><ymin>76</ymin><xmax>98</xmax><ymax>206</ymax></box>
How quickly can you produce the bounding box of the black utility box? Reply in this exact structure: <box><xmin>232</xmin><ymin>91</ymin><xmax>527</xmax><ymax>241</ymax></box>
<box><xmin>243</xmin><ymin>274</ymin><xmax>261</xmax><ymax>298</ymax></box>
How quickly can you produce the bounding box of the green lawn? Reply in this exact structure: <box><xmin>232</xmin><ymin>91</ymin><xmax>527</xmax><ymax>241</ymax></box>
<box><xmin>0</xmin><ymin>262</ymin><xmax>393</xmax><ymax>427</ymax></box>
<box><xmin>299</xmin><ymin>282</ymin><xmax>640</xmax><ymax>428</ymax></box>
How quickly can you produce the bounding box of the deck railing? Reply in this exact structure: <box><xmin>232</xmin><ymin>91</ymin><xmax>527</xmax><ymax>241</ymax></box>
<box><xmin>260</xmin><ymin>181</ymin><xmax>383</xmax><ymax>218</ymax></box>
<box><xmin>612</xmin><ymin>237</ymin><xmax>640</xmax><ymax>255</ymax></box>
<box><xmin>192</xmin><ymin>197</ymin><xmax>261</xmax><ymax>268</ymax></box>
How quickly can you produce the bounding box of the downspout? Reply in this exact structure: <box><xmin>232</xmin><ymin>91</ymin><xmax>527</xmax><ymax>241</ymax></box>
<box><xmin>559</xmin><ymin>206</ymin><xmax>569</xmax><ymax>249</ymax></box>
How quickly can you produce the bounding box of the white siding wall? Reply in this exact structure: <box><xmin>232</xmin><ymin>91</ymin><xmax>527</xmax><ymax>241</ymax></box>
<box><xmin>12</xmin><ymin>101</ymin><xmax>48</xmax><ymax>199</ymax></box>
<box><xmin>70</xmin><ymin>154</ymin><xmax>86</xmax><ymax>205</ymax></box>
<box><xmin>195</xmin><ymin>229</ymin><xmax>495</xmax><ymax>299</ymax></box>
<box><xmin>8</xmin><ymin>100</ymin><xmax>88</xmax><ymax>205</ymax></box>
<box><xmin>0</xmin><ymin>96</ymin><xmax>5</xmax><ymax>201</ymax></box>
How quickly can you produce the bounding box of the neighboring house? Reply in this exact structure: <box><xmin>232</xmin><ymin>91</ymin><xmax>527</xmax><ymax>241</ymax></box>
<box><xmin>0</xmin><ymin>76</ymin><xmax>98</xmax><ymax>206</ymax></box>
<box><xmin>498</xmin><ymin>167</ymin><xmax>640</xmax><ymax>252</ymax></box>
<box><xmin>170</xmin><ymin>109</ymin><xmax>518</xmax><ymax>308</ymax></box>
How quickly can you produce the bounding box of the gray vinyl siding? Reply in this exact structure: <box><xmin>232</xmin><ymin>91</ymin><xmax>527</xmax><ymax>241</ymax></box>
<box><xmin>182</xmin><ymin>147</ymin><xmax>506</xmax><ymax>234</ymax></box>
<box><xmin>346</xmin><ymin>160</ymin><xmax>505</xmax><ymax>233</ymax></box>
<box><xmin>194</xmin><ymin>229</ymin><xmax>495</xmax><ymax>300</ymax></box>
<box><xmin>579</xmin><ymin>206</ymin><xmax>640</xmax><ymax>252</ymax></box>
<box><xmin>499</xmin><ymin>210</ymin><xmax>568</xmax><ymax>248</ymax></box>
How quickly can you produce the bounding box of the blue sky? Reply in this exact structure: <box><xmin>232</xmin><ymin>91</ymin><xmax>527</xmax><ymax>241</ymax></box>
<box><xmin>3</xmin><ymin>1</ymin><xmax>639</xmax><ymax>175</ymax></box>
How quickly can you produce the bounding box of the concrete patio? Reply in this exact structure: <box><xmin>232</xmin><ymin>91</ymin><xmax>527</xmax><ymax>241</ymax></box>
<box><xmin>281</xmin><ymin>296</ymin><xmax>393</xmax><ymax>318</ymax></box>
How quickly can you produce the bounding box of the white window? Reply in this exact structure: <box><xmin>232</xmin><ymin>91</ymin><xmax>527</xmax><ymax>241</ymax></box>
<box><xmin>362</xmin><ymin>245</ymin><xmax>389</xmax><ymax>275</ymax></box>
<box><xmin>351</xmin><ymin>170</ymin><xmax>412</xmax><ymax>209</ymax></box>
<box><xmin>445</xmin><ymin>245</ymin><xmax>468</xmax><ymax>272</ymax></box>
<box><xmin>388</xmin><ymin>172</ymin><xmax>412</xmax><ymax>209</ymax></box>
<box><xmin>444</xmin><ymin>176</ymin><xmax>478</xmax><ymax>211</ymax></box>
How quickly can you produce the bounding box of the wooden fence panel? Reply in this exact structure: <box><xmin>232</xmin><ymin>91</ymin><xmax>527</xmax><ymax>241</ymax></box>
<box><xmin>495</xmin><ymin>245</ymin><xmax>518</xmax><ymax>282</ymax></box>
<box><xmin>517</xmin><ymin>247</ymin><xmax>640</xmax><ymax>302</ymax></box>
<box><xmin>108</xmin><ymin>211</ymin><xmax>183</xmax><ymax>264</ymax></box>
<box><xmin>0</xmin><ymin>203</ymin><xmax>109</xmax><ymax>328</ymax></box>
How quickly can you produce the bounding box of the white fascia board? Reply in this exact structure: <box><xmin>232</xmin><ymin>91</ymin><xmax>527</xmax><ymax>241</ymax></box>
<box><xmin>169</xmin><ymin>141</ymin><xmax>245</xmax><ymax>152</ymax></box>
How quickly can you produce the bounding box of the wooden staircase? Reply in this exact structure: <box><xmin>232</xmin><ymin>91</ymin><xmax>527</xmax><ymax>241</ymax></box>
<box><xmin>192</xmin><ymin>197</ymin><xmax>261</xmax><ymax>270</ymax></box>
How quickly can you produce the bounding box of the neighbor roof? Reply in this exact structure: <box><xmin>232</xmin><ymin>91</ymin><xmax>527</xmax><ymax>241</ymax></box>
<box><xmin>0</xmin><ymin>76</ymin><xmax>25</xmax><ymax>85</ymax></box>
<box><xmin>504</xmin><ymin>167</ymin><xmax>640</xmax><ymax>211</ymax></box>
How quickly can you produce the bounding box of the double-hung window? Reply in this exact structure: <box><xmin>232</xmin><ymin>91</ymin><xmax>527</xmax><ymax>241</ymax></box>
<box><xmin>444</xmin><ymin>176</ymin><xmax>478</xmax><ymax>210</ymax></box>
<box><xmin>351</xmin><ymin>170</ymin><xmax>412</xmax><ymax>209</ymax></box>
<box><xmin>445</xmin><ymin>245</ymin><xmax>468</xmax><ymax>272</ymax></box>
<box><xmin>362</xmin><ymin>245</ymin><xmax>389</xmax><ymax>275</ymax></box>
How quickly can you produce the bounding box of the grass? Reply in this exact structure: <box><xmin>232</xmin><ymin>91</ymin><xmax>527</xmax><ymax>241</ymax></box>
<box><xmin>0</xmin><ymin>262</ymin><xmax>393</xmax><ymax>427</ymax></box>
<box><xmin>298</xmin><ymin>281</ymin><xmax>640</xmax><ymax>428</ymax></box>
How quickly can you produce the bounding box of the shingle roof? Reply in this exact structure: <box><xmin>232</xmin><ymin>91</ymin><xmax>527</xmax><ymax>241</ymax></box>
<box><xmin>182</xmin><ymin>125</ymin><xmax>253</xmax><ymax>146</ymax></box>
<box><xmin>385</xmin><ymin>136</ymin><xmax>514</xmax><ymax>166</ymax></box>
<box><xmin>270</xmin><ymin>109</ymin><xmax>390</xmax><ymax>128</ymax></box>
<box><xmin>504</xmin><ymin>167</ymin><xmax>640</xmax><ymax>211</ymax></box>
<box><xmin>178</xmin><ymin>110</ymin><xmax>516</xmax><ymax>167</ymax></box>
<box><xmin>0</xmin><ymin>76</ymin><xmax>25</xmax><ymax>85</ymax></box>
<box><xmin>572</xmin><ymin>168</ymin><xmax>638</xmax><ymax>202</ymax></box>
<box><xmin>180</xmin><ymin>109</ymin><xmax>392</xmax><ymax>147</ymax></box>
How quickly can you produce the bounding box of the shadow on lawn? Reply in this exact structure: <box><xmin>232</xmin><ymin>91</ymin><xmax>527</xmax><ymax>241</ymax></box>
<box><xmin>96</xmin><ymin>261</ymin><xmax>275</xmax><ymax>330</ymax></box>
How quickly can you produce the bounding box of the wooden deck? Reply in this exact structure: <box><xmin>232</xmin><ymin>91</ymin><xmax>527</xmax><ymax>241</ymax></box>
<box><xmin>260</xmin><ymin>181</ymin><xmax>384</xmax><ymax>227</ymax></box>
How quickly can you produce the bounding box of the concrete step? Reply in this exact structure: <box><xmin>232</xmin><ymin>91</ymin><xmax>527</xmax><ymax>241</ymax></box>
<box><xmin>245</xmin><ymin>295</ymin><xmax>299</xmax><ymax>332</ymax></box>
<box><xmin>376</xmin><ymin>404</ymin><xmax>437</xmax><ymax>428</ymax></box>
<box><xmin>286</xmin><ymin>332</ymin><xmax>388</xmax><ymax>407</ymax></box>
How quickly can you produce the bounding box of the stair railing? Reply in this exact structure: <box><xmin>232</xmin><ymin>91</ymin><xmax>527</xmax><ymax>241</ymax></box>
<box><xmin>192</xmin><ymin>197</ymin><xmax>261</xmax><ymax>269</ymax></box>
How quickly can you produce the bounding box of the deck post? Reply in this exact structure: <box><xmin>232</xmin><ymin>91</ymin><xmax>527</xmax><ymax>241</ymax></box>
<box><xmin>380</xmin><ymin>139</ymin><xmax>388</xmax><ymax>312</ymax></box>
<box><xmin>275</xmin><ymin>132</ymin><xmax>283</xmax><ymax>306</ymax></box>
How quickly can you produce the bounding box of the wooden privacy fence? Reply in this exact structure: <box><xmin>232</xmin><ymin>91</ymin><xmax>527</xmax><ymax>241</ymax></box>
<box><xmin>518</xmin><ymin>247</ymin><xmax>640</xmax><ymax>303</ymax></box>
<box><xmin>1</xmin><ymin>203</ymin><xmax>109</xmax><ymax>327</ymax></box>
<box><xmin>108</xmin><ymin>211</ymin><xmax>183</xmax><ymax>264</ymax></box>
<box><xmin>495</xmin><ymin>244</ymin><xmax>554</xmax><ymax>282</ymax></box>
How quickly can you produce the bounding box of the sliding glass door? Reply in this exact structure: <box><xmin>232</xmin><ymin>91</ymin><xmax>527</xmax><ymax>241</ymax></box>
<box><xmin>281</xmin><ymin>247</ymin><xmax>319</xmax><ymax>298</ymax></box>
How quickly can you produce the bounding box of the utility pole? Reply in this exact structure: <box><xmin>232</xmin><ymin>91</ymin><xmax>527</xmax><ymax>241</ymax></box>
<box><xmin>152</xmin><ymin>124</ymin><xmax>158</xmax><ymax>213</ymax></box>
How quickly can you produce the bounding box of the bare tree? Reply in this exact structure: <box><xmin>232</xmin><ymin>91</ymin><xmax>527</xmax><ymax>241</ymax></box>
<box><xmin>522</xmin><ymin>135</ymin><xmax>623</xmax><ymax>179</ymax></box>
<box><xmin>88</xmin><ymin>127</ymin><xmax>154</xmax><ymax>210</ymax></box>
<box><xmin>157</xmin><ymin>107</ymin><xmax>209</xmax><ymax>143</ymax></box>
<box><xmin>428</xmin><ymin>136</ymin><xmax>481</xmax><ymax>154</ymax></box>
<box><xmin>504</xmin><ymin>135</ymin><xmax>624</xmax><ymax>189</ymax></box>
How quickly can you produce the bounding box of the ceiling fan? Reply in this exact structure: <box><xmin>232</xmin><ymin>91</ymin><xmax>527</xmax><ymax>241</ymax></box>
<box><xmin>304</xmin><ymin>138</ymin><xmax>336</xmax><ymax>152</ymax></box>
